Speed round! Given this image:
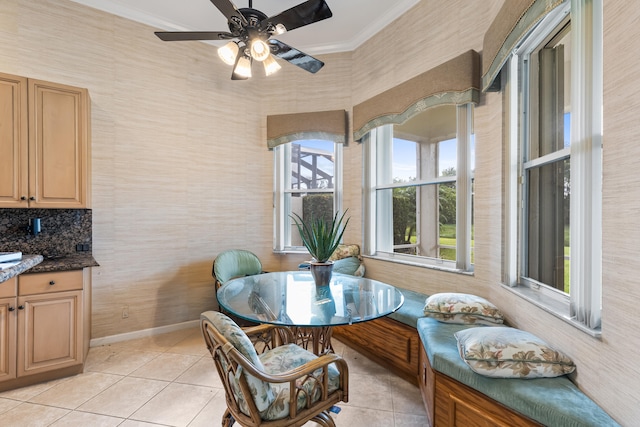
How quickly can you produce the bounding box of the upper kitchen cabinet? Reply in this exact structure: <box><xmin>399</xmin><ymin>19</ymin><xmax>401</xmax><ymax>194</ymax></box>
<box><xmin>0</xmin><ymin>73</ymin><xmax>91</xmax><ymax>208</ymax></box>
<box><xmin>0</xmin><ymin>73</ymin><xmax>28</xmax><ymax>208</ymax></box>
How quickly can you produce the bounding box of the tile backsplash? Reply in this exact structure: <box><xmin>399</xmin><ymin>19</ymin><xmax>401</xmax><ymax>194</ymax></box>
<box><xmin>0</xmin><ymin>209</ymin><xmax>92</xmax><ymax>257</ymax></box>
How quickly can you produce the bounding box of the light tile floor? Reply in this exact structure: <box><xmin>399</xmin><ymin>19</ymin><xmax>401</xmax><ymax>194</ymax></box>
<box><xmin>0</xmin><ymin>327</ymin><xmax>428</xmax><ymax>426</ymax></box>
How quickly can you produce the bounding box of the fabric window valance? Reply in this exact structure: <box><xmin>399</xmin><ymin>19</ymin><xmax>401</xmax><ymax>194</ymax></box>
<box><xmin>352</xmin><ymin>49</ymin><xmax>480</xmax><ymax>142</ymax></box>
<box><xmin>267</xmin><ymin>110</ymin><xmax>347</xmax><ymax>149</ymax></box>
<box><xmin>482</xmin><ymin>0</ymin><xmax>566</xmax><ymax>92</ymax></box>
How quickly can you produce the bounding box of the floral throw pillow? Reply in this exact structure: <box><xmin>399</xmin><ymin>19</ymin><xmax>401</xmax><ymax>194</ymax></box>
<box><xmin>423</xmin><ymin>293</ymin><xmax>504</xmax><ymax>325</ymax></box>
<box><xmin>455</xmin><ymin>327</ymin><xmax>576</xmax><ymax>378</ymax></box>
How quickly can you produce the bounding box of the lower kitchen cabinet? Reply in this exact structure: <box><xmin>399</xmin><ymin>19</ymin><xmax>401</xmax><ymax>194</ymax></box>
<box><xmin>0</xmin><ymin>279</ymin><xmax>18</xmax><ymax>382</ymax></box>
<box><xmin>0</xmin><ymin>269</ymin><xmax>91</xmax><ymax>391</ymax></box>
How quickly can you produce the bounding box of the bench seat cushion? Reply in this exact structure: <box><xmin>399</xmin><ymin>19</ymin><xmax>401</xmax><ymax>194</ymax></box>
<box><xmin>417</xmin><ymin>317</ymin><xmax>619</xmax><ymax>427</ymax></box>
<box><xmin>388</xmin><ymin>288</ymin><xmax>428</xmax><ymax>328</ymax></box>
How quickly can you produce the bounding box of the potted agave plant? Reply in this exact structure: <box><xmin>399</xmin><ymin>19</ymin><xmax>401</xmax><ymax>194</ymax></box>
<box><xmin>291</xmin><ymin>210</ymin><xmax>350</xmax><ymax>287</ymax></box>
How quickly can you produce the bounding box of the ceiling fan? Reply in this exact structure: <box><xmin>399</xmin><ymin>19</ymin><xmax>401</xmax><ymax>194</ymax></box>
<box><xmin>155</xmin><ymin>0</ymin><xmax>333</xmax><ymax>80</ymax></box>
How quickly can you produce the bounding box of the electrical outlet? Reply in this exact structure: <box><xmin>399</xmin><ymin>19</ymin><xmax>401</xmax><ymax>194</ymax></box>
<box><xmin>122</xmin><ymin>306</ymin><xmax>129</xmax><ymax>319</ymax></box>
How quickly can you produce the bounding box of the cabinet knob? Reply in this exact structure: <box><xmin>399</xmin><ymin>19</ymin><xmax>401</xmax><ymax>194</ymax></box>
<box><xmin>20</xmin><ymin>196</ymin><xmax>26</xmax><ymax>200</ymax></box>
<box><xmin>8</xmin><ymin>306</ymin><xmax>15</xmax><ymax>312</ymax></box>
<box><xmin>18</xmin><ymin>305</ymin><xmax>24</xmax><ymax>310</ymax></box>
<box><xmin>49</xmin><ymin>280</ymin><xmax>56</xmax><ymax>286</ymax></box>
<box><xmin>29</xmin><ymin>196</ymin><xmax>35</xmax><ymax>201</ymax></box>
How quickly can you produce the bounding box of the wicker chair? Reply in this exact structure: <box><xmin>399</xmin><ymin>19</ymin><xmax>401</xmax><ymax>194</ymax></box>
<box><xmin>213</xmin><ymin>249</ymin><xmax>264</xmax><ymax>288</ymax></box>
<box><xmin>213</xmin><ymin>249</ymin><xmax>264</xmax><ymax>326</ymax></box>
<box><xmin>201</xmin><ymin>311</ymin><xmax>349</xmax><ymax>427</ymax></box>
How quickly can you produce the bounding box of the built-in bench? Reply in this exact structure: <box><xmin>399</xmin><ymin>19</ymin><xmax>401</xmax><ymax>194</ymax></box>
<box><xmin>336</xmin><ymin>286</ymin><xmax>619</xmax><ymax>426</ymax></box>
<box><xmin>332</xmin><ymin>287</ymin><xmax>428</xmax><ymax>385</ymax></box>
<box><xmin>417</xmin><ymin>317</ymin><xmax>620</xmax><ymax>427</ymax></box>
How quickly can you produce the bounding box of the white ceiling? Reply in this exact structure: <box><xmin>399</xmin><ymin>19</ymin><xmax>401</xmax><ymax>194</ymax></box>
<box><xmin>69</xmin><ymin>0</ymin><xmax>420</xmax><ymax>55</ymax></box>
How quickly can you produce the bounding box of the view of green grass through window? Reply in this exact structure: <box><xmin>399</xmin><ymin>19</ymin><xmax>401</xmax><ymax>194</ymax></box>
<box><xmin>366</xmin><ymin>103</ymin><xmax>474</xmax><ymax>270</ymax></box>
<box><xmin>390</xmin><ymin>135</ymin><xmax>473</xmax><ymax>262</ymax></box>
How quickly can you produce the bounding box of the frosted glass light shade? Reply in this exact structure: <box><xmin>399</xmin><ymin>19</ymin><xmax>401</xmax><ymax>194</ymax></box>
<box><xmin>263</xmin><ymin>55</ymin><xmax>281</xmax><ymax>76</ymax></box>
<box><xmin>250</xmin><ymin>39</ymin><xmax>270</xmax><ymax>62</ymax></box>
<box><xmin>274</xmin><ymin>23</ymin><xmax>287</xmax><ymax>35</ymax></box>
<box><xmin>234</xmin><ymin>55</ymin><xmax>252</xmax><ymax>78</ymax></box>
<box><xmin>218</xmin><ymin>42</ymin><xmax>239</xmax><ymax>66</ymax></box>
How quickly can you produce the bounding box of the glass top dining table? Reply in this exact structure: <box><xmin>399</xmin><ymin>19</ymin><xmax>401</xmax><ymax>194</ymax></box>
<box><xmin>217</xmin><ymin>271</ymin><xmax>405</xmax><ymax>328</ymax></box>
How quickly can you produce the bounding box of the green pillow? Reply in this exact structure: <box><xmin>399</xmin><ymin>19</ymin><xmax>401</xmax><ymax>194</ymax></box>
<box><xmin>332</xmin><ymin>256</ymin><xmax>362</xmax><ymax>276</ymax></box>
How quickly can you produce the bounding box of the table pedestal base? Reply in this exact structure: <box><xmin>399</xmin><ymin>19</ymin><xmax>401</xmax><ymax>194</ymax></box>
<box><xmin>291</xmin><ymin>326</ymin><xmax>333</xmax><ymax>355</ymax></box>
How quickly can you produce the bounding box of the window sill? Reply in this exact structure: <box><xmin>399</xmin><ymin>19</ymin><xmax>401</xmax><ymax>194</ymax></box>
<box><xmin>363</xmin><ymin>253</ymin><xmax>474</xmax><ymax>276</ymax></box>
<box><xmin>501</xmin><ymin>283</ymin><xmax>601</xmax><ymax>339</ymax></box>
<box><xmin>273</xmin><ymin>249</ymin><xmax>309</xmax><ymax>256</ymax></box>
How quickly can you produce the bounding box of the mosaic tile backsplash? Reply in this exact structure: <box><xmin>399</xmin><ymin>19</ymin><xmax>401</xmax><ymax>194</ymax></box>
<box><xmin>0</xmin><ymin>209</ymin><xmax>92</xmax><ymax>258</ymax></box>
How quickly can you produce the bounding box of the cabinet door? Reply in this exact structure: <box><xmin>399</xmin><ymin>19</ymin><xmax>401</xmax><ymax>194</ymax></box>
<box><xmin>0</xmin><ymin>297</ymin><xmax>17</xmax><ymax>382</ymax></box>
<box><xmin>418</xmin><ymin>344</ymin><xmax>435</xmax><ymax>425</ymax></box>
<box><xmin>28</xmin><ymin>79</ymin><xmax>90</xmax><ymax>208</ymax></box>
<box><xmin>17</xmin><ymin>290</ymin><xmax>83</xmax><ymax>376</ymax></box>
<box><xmin>0</xmin><ymin>73</ymin><xmax>28</xmax><ymax>207</ymax></box>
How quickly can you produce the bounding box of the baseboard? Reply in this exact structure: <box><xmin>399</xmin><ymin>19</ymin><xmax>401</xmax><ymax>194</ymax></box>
<box><xmin>89</xmin><ymin>319</ymin><xmax>200</xmax><ymax>347</ymax></box>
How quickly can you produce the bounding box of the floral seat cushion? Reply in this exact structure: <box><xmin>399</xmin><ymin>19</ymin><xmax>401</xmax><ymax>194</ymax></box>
<box><xmin>259</xmin><ymin>344</ymin><xmax>341</xmax><ymax>421</ymax></box>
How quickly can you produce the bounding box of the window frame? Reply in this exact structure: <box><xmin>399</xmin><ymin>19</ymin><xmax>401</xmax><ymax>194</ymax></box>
<box><xmin>273</xmin><ymin>140</ymin><xmax>343</xmax><ymax>254</ymax></box>
<box><xmin>363</xmin><ymin>104</ymin><xmax>474</xmax><ymax>273</ymax></box>
<box><xmin>504</xmin><ymin>0</ymin><xmax>603</xmax><ymax>336</ymax></box>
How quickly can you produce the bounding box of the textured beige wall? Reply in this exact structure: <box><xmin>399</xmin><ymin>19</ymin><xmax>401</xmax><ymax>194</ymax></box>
<box><xmin>2</xmin><ymin>0</ymin><xmax>639</xmax><ymax>424</ymax></box>
<box><xmin>0</xmin><ymin>0</ymin><xmax>276</xmax><ymax>338</ymax></box>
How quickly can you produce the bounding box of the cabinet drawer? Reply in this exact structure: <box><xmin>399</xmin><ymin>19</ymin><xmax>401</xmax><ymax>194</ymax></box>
<box><xmin>19</xmin><ymin>271</ymin><xmax>83</xmax><ymax>296</ymax></box>
<box><xmin>0</xmin><ymin>277</ymin><xmax>17</xmax><ymax>298</ymax></box>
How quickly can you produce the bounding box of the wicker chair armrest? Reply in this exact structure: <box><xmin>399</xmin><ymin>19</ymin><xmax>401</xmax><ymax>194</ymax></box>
<box><xmin>227</xmin><ymin>348</ymin><xmax>348</xmax><ymax>384</ymax></box>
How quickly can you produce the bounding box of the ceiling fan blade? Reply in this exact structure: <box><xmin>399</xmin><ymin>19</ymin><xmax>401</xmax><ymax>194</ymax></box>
<box><xmin>209</xmin><ymin>0</ymin><xmax>248</xmax><ymax>27</ymax></box>
<box><xmin>260</xmin><ymin>0</ymin><xmax>332</xmax><ymax>33</ymax></box>
<box><xmin>269</xmin><ymin>39</ymin><xmax>324</xmax><ymax>74</ymax></box>
<box><xmin>155</xmin><ymin>31</ymin><xmax>234</xmax><ymax>41</ymax></box>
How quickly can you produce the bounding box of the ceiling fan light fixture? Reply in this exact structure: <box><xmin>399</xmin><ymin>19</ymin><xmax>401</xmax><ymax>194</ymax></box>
<box><xmin>218</xmin><ymin>41</ymin><xmax>239</xmax><ymax>66</ymax></box>
<box><xmin>274</xmin><ymin>23</ymin><xmax>287</xmax><ymax>35</ymax></box>
<box><xmin>250</xmin><ymin>39</ymin><xmax>270</xmax><ymax>61</ymax></box>
<box><xmin>263</xmin><ymin>54</ymin><xmax>281</xmax><ymax>76</ymax></box>
<box><xmin>234</xmin><ymin>55</ymin><xmax>252</xmax><ymax>78</ymax></box>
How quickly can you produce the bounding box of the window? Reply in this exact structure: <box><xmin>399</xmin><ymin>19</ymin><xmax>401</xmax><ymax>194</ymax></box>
<box><xmin>274</xmin><ymin>139</ymin><xmax>343</xmax><ymax>252</ymax></box>
<box><xmin>507</xmin><ymin>0</ymin><xmax>602</xmax><ymax>332</ymax></box>
<box><xmin>521</xmin><ymin>17</ymin><xmax>571</xmax><ymax>293</ymax></box>
<box><xmin>364</xmin><ymin>104</ymin><xmax>474</xmax><ymax>271</ymax></box>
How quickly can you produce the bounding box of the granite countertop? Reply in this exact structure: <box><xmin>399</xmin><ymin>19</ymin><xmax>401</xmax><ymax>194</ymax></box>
<box><xmin>0</xmin><ymin>253</ymin><xmax>99</xmax><ymax>283</ymax></box>
<box><xmin>0</xmin><ymin>254</ymin><xmax>44</xmax><ymax>283</ymax></box>
<box><xmin>27</xmin><ymin>253</ymin><xmax>99</xmax><ymax>273</ymax></box>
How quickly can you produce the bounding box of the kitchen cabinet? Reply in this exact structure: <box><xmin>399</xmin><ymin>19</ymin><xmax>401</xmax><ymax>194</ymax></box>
<box><xmin>0</xmin><ymin>277</ymin><xmax>18</xmax><ymax>383</ymax></box>
<box><xmin>0</xmin><ymin>72</ymin><xmax>91</xmax><ymax>208</ymax></box>
<box><xmin>0</xmin><ymin>270</ymin><xmax>91</xmax><ymax>391</ymax></box>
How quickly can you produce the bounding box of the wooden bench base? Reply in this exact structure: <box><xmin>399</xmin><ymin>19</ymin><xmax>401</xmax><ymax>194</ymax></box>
<box><xmin>333</xmin><ymin>316</ymin><xmax>420</xmax><ymax>385</ymax></box>
<box><xmin>418</xmin><ymin>344</ymin><xmax>542</xmax><ymax>427</ymax></box>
